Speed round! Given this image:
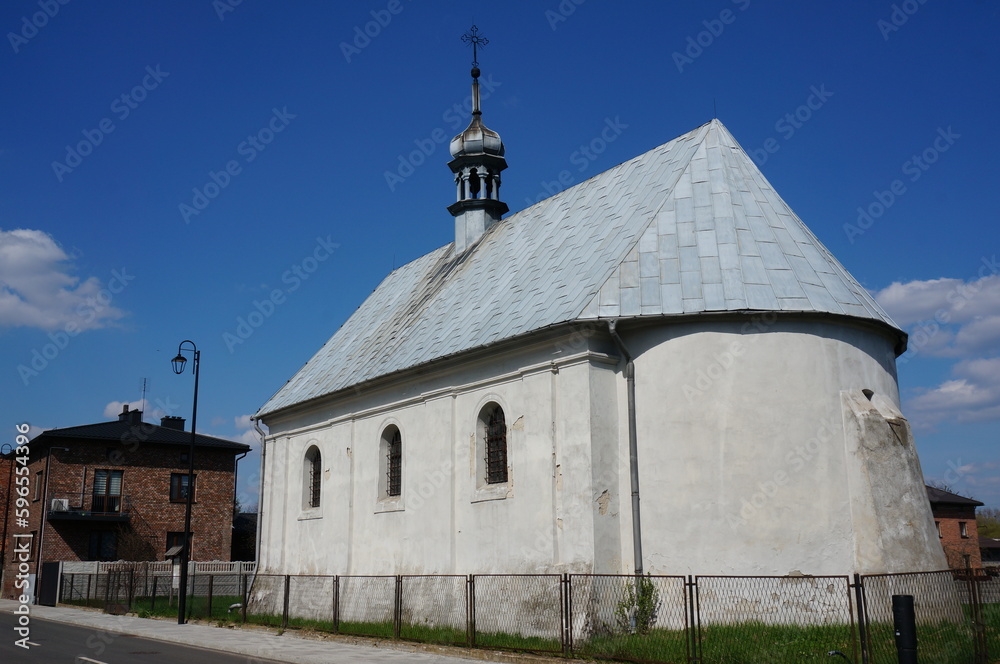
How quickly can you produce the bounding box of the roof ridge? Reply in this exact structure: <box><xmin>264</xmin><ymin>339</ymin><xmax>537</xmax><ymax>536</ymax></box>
<box><xmin>577</xmin><ymin>123</ymin><xmax>712</xmax><ymax>318</ymax></box>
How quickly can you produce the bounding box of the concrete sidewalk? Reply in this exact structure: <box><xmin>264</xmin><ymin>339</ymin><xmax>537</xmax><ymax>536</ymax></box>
<box><xmin>0</xmin><ymin>600</ymin><xmax>557</xmax><ymax>664</ymax></box>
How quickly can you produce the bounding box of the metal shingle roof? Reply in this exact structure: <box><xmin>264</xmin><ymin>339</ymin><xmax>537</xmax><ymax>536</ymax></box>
<box><xmin>257</xmin><ymin>120</ymin><xmax>902</xmax><ymax>419</ymax></box>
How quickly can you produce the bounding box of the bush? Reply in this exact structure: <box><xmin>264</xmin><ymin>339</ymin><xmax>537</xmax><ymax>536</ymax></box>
<box><xmin>614</xmin><ymin>576</ymin><xmax>661</xmax><ymax>635</ymax></box>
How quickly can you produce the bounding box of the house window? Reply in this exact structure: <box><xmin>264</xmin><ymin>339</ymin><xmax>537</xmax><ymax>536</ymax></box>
<box><xmin>92</xmin><ymin>469</ymin><xmax>123</xmax><ymax>513</ymax></box>
<box><xmin>963</xmin><ymin>554</ymin><xmax>972</xmax><ymax>569</ymax></box>
<box><xmin>166</xmin><ymin>531</ymin><xmax>192</xmax><ymax>555</ymax></box>
<box><xmin>34</xmin><ymin>471</ymin><xmax>43</xmax><ymax>501</ymax></box>
<box><xmin>303</xmin><ymin>445</ymin><xmax>322</xmax><ymax>509</ymax></box>
<box><xmin>960</xmin><ymin>521</ymin><xmax>969</xmax><ymax>538</ymax></box>
<box><xmin>481</xmin><ymin>404</ymin><xmax>508</xmax><ymax>485</ymax></box>
<box><xmin>170</xmin><ymin>473</ymin><xmax>196</xmax><ymax>502</ymax></box>
<box><xmin>88</xmin><ymin>530</ymin><xmax>117</xmax><ymax>561</ymax></box>
<box><xmin>935</xmin><ymin>521</ymin><xmax>941</xmax><ymax>538</ymax></box>
<box><xmin>379</xmin><ymin>426</ymin><xmax>402</xmax><ymax>498</ymax></box>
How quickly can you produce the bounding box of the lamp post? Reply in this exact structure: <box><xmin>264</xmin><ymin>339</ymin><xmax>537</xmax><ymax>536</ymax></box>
<box><xmin>171</xmin><ymin>340</ymin><xmax>199</xmax><ymax>625</ymax></box>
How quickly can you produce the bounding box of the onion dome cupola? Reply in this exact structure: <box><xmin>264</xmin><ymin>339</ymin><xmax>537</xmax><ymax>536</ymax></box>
<box><xmin>448</xmin><ymin>26</ymin><xmax>508</xmax><ymax>253</ymax></box>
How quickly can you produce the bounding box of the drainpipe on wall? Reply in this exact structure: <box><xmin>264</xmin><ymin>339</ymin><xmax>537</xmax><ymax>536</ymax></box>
<box><xmin>251</xmin><ymin>418</ymin><xmax>267</xmax><ymax>566</ymax></box>
<box><xmin>233</xmin><ymin>448</ymin><xmax>248</xmax><ymax>524</ymax></box>
<box><xmin>607</xmin><ymin>319</ymin><xmax>643</xmax><ymax>576</ymax></box>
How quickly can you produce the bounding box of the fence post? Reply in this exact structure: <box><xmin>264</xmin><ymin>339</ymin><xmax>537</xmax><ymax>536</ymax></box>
<box><xmin>332</xmin><ymin>575</ymin><xmax>339</xmax><ymax>634</ymax></box>
<box><xmin>966</xmin><ymin>566</ymin><xmax>987</xmax><ymax>664</ymax></box>
<box><xmin>394</xmin><ymin>575</ymin><xmax>402</xmax><ymax>639</ymax></box>
<box><xmin>892</xmin><ymin>595</ymin><xmax>917</xmax><ymax>664</ymax></box>
<box><xmin>103</xmin><ymin>569</ymin><xmax>111</xmax><ymax>611</ymax></box>
<box><xmin>282</xmin><ymin>575</ymin><xmax>290</xmax><ymax>629</ymax></box>
<box><xmin>853</xmin><ymin>573</ymin><xmax>870</xmax><ymax>664</ymax></box>
<box><xmin>86</xmin><ymin>573</ymin><xmax>92</xmax><ymax>607</ymax></box>
<box><xmin>241</xmin><ymin>573</ymin><xmax>248</xmax><ymax>624</ymax></box>
<box><xmin>468</xmin><ymin>575</ymin><xmax>476</xmax><ymax>648</ymax></box>
<box><xmin>561</xmin><ymin>573</ymin><xmax>571</xmax><ymax>656</ymax></box>
<box><xmin>207</xmin><ymin>574</ymin><xmax>214</xmax><ymax>619</ymax></box>
<box><xmin>685</xmin><ymin>575</ymin><xmax>698</xmax><ymax>664</ymax></box>
<box><xmin>151</xmin><ymin>576</ymin><xmax>158</xmax><ymax>612</ymax></box>
<box><xmin>127</xmin><ymin>568</ymin><xmax>135</xmax><ymax>611</ymax></box>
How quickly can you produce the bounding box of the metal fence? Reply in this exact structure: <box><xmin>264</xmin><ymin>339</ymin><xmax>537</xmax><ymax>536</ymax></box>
<box><xmin>58</xmin><ymin>566</ymin><xmax>1000</xmax><ymax>663</ymax></box>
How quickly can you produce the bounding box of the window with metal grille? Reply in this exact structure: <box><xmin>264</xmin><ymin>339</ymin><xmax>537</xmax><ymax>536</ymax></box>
<box><xmin>304</xmin><ymin>446</ymin><xmax>321</xmax><ymax>508</ymax></box>
<box><xmin>484</xmin><ymin>405</ymin><xmax>508</xmax><ymax>484</ymax></box>
<box><xmin>386</xmin><ymin>429</ymin><xmax>402</xmax><ymax>497</ymax></box>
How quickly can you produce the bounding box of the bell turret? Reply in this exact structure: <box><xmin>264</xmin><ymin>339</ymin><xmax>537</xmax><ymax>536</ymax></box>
<box><xmin>447</xmin><ymin>26</ymin><xmax>508</xmax><ymax>253</ymax></box>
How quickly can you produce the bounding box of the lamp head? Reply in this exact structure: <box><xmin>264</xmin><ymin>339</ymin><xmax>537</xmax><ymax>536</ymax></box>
<box><xmin>171</xmin><ymin>353</ymin><xmax>187</xmax><ymax>375</ymax></box>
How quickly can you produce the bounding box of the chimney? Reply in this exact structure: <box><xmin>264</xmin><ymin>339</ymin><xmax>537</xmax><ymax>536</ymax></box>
<box><xmin>118</xmin><ymin>404</ymin><xmax>142</xmax><ymax>425</ymax></box>
<box><xmin>160</xmin><ymin>416</ymin><xmax>186</xmax><ymax>431</ymax></box>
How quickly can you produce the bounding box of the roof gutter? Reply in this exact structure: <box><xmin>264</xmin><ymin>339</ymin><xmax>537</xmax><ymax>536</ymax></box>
<box><xmin>607</xmin><ymin>319</ymin><xmax>643</xmax><ymax>576</ymax></box>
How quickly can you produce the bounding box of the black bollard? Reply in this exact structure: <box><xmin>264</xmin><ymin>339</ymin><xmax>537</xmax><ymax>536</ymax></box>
<box><xmin>892</xmin><ymin>594</ymin><xmax>918</xmax><ymax>664</ymax></box>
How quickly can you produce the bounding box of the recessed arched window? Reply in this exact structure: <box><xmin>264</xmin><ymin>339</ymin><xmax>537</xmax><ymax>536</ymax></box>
<box><xmin>380</xmin><ymin>426</ymin><xmax>402</xmax><ymax>498</ymax></box>
<box><xmin>304</xmin><ymin>445</ymin><xmax>321</xmax><ymax>509</ymax></box>
<box><xmin>480</xmin><ymin>404</ymin><xmax>508</xmax><ymax>485</ymax></box>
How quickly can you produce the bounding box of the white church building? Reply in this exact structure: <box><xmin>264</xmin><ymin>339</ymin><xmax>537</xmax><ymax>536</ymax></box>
<box><xmin>253</xmin><ymin>56</ymin><xmax>946</xmax><ymax>580</ymax></box>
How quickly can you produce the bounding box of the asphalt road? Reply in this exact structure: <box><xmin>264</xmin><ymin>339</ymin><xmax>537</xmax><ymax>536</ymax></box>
<box><xmin>0</xmin><ymin>612</ymin><xmax>285</xmax><ymax>664</ymax></box>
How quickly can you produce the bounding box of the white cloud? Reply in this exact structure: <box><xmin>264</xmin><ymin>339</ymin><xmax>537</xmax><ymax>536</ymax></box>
<box><xmin>876</xmin><ymin>268</ymin><xmax>1000</xmax><ymax>428</ymax></box>
<box><xmin>875</xmin><ymin>273</ymin><xmax>1000</xmax><ymax>360</ymax></box>
<box><xmin>907</xmin><ymin>358</ymin><xmax>1000</xmax><ymax>428</ymax></box>
<box><xmin>0</xmin><ymin>228</ymin><xmax>126</xmax><ymax>331</ymax></box>
<box><xmin>875</xmin><ymin>272</ymin><xmax>1000</xmax><ymax>330</ymax></box>
<box><xmin>234</xmin><ymin>414</ymin><xmax>264</xmax><ymax>449</ymax></box>
<box><xmin>103</xmin><ymin>399</ymin><xmax>167</xmax><ymax>422</ymax></box>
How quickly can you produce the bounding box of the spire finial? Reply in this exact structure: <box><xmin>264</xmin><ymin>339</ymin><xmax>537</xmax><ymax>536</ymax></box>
<box><xmin>461</xmin><ymin>25</ymin><xmax>488</xmax><ymax>76</ymax></box>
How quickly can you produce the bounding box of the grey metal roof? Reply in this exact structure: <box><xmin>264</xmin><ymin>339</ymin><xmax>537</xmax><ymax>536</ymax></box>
<box><xmin>257</xmin><ymin>120</ymin><xmax>903</xmax><ymax>419</ymax></box>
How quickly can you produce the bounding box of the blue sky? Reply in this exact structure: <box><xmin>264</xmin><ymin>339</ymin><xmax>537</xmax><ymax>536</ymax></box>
<box><xmin>1</xmin><ymin>1</ymin><xmax>998</xmax><ymax>509</ymax></box>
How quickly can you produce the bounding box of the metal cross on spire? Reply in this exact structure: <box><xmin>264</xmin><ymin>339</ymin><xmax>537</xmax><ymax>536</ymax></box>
<box><xmin>461</xmin><ymin>25</ymin><xmax>489</xmax><ymax>69</ymax></box>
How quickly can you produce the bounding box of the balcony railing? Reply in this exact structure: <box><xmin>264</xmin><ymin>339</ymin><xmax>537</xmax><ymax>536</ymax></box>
<box><xmin>47</xmin><ymin>492</ymin><xmax>132</xmax><ymax>522</ymax></box>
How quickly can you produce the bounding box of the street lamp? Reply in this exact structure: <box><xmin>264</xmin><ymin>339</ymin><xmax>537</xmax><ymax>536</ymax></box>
<box><xmin>171</xmin><ymin>340</ymin><xmax>199</xmax><ymax>625</ymax></box>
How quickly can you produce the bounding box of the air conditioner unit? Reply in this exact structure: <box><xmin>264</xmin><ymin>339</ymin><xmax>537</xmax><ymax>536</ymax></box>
<box><xmin>50</xmin><ymin>498</ymin><xmax>69</xmax><ymax>512</ymax></box>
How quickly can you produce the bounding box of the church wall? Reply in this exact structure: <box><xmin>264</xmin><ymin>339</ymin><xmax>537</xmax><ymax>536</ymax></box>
<box><xmin>624</xmin><ymin>318</ymin><xmax>943</xmax><ymax>576</ymax></box>
<box><xmin>258</xmin><ymin>335</ymin><xmax>622</xmax><ymax>577</ymax></box>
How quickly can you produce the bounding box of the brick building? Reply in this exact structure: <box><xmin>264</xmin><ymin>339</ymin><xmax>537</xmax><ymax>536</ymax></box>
<box><xmin>0</xmin><ymin>448</ymin><xmax>13</xmax><ymax>579</ymax></box>
<box><xmin>0</xmin><ymin>406</ymin><xmax>250</xmax><ymax>600</ymax></box>
<box><xmin>926</xmin><ymin>485</ymin><xmax>984</xmax><ymax>570</ymax></box>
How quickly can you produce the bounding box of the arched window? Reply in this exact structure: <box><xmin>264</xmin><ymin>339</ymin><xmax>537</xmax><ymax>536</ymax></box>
<box><xmin>304</xmin><ymin>445</ymin><xmax>321</xmax><ymax>509</ymax></box>
<box><xmin>480</xmin><ymin>404</ymin><xmax>508</xmax><ymax>485</ymax></box>
<box><xmin>380</xmin><ymin>426</ymin><xmax>402</xmax><ymax>498</ymax></box>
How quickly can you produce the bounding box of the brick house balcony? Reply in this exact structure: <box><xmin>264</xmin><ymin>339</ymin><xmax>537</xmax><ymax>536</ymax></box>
<box><xmin>46</xmin><ymin>492</ymin><xmax>132</xmax><ymax>523</ymax></box>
